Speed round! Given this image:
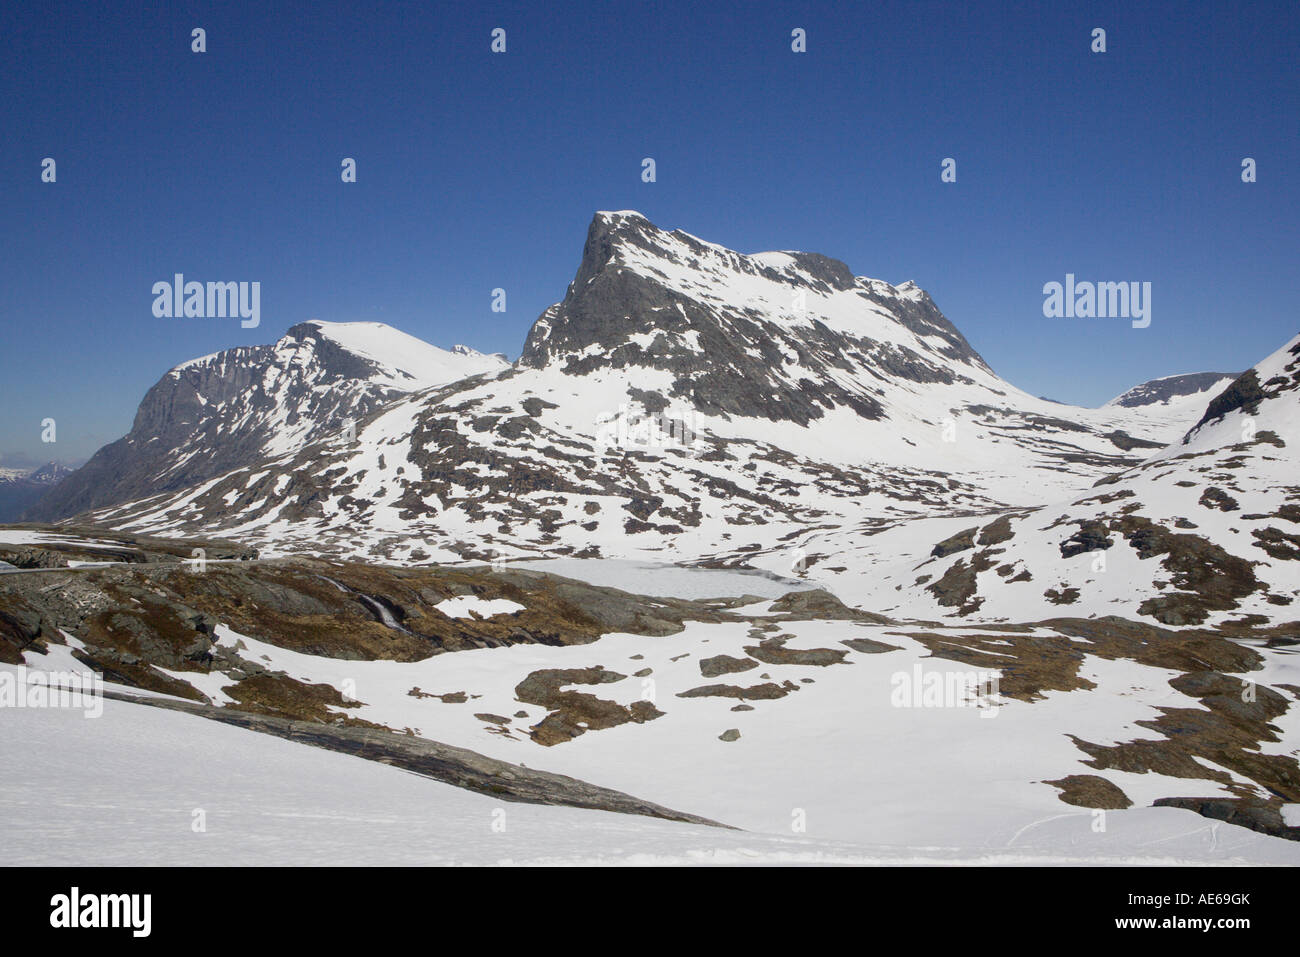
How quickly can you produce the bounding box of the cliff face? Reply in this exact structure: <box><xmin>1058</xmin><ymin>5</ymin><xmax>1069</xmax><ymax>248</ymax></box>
<box><xmin>25</xmin><ymin>321</ymin><xmax>507</xmax><ymax>522</ymax></box>
<box><xmin>519</xmin><ymin>211</ymin><xmax>987</xmax><ymax>425</ymax></box>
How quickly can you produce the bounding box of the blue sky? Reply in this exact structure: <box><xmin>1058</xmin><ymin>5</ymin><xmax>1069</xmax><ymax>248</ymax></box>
<box><xmin>2</xmin><ymin>0</ymin><xmax>1296</xmax><ymax>462</ymax></box>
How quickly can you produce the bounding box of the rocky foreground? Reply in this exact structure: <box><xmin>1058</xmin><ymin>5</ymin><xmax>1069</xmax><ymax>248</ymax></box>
<box><xmin>3</xmin><ymin>527</ymin><xmax>1298</xmax><ymax>854</ymax></box>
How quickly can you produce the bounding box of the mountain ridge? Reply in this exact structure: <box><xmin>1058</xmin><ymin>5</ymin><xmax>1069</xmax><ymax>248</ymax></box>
<box><xmin>23</xmin><ymin>319</ymin><xmax>508</xmax><ymax>522</ymax></box>
<box><xmin>32</xmin><ymin>212</ymin><xmax>1270</xmax><ymax>596</ymax></box>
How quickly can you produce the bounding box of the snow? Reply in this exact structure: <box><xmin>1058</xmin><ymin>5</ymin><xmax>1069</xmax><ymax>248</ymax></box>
<box><xmin>170</xmin><ymin>350</ymin><xmax>225</xmax><ymax>373</ymax></box>
<box><xmin>305</xmin><ymin>320</ymin><xmax>509</xmax><ymax>389</ymax></box>
<box><xmin>433</xmin><ymin>595</ymin><xmax>525</xmax><ymax>619</ymax></box>
<box><xmin>1103</xmin><ymin>373</ymin><xmax>1238</xmax><ymax>409</ymax></box>
<box><xmin>0</xmin><ymin>529</ymin><xmax>122</xmax><ymax>549</ymax></box>
<box><xmin>4</xmin><ymin>638</ymin><xmax>1295</xmax><ymax>865</ymax></box>
<box><xmin>56</xmin><ymin>611</ymin><xmax>1278</xmax><ymax>865</ymax></box>
<box><xmin>748</xmin><ymin>251</ymin><xmax>798</xmax><ymax>270</ymax></box>
<box><xmin>512</xmin><ymin>558</ymin><xmax>815</xmax><ymax>599</ymax></box>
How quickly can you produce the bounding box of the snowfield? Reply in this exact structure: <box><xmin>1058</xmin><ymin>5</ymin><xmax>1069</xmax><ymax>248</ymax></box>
<box><xmin>4</xmin><ymin>654</ymin><xmax>1297</xmax><ymax>866</ymax></box>
<box><xmin>7</xmin><ymin>213</ymin><xmax>1298</xmax><ymax>867</ymax></box>
<box><xmin>5</xmin><ymin>580</ymin><xmax>1297</xmax><ymax>865</ymax></box>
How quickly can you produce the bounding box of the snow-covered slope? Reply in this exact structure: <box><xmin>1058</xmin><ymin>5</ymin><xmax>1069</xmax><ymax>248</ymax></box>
<box><xmin>68</xmin><ymin>212</ymin><xmax>1219</xmax><ymax>564</ymax></box>
<box><xmin>769</xmin><ymin>336</ymin><xmax>1300</xmax><ymax>627</ymax></box>
<box><xmin>26</xmin><ymin>320</ymin><xmax>508</xmax><ymax>521</ymax></box>
<box><xmin>15</xmin><ymin>677</ymin><xmax>1294</xmax><ymax>865</ymax></box>
<box><xmin>294</xmin><ymin>321</ymin><xmax>508</xmax><ymax>390</ymax></box>
<box><xmin>1105</xmin><ymin>371</ymin><xmax>1239</xmax><ymax>410</ymax></box>
<box><xmin>7</xmin><ymin>587</ymin><xmax>1298</xmax><ymax>864</ymax></box>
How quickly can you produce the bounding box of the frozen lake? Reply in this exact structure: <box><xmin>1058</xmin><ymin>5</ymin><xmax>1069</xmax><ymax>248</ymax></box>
<box><xmin>510</xmin><ymin>558</ymin><xmax>817</xmax><ymax>600</ymax></box>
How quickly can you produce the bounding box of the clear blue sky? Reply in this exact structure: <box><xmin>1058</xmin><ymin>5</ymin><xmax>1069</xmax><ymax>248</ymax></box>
<box><xmin>2</xmin><ymin>0</ymin><xmax>1296</xmax><ymax>462</ymax></box>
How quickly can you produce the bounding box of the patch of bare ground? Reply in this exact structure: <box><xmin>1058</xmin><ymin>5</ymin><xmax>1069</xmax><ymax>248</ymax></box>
<box><xmin>1198</xmin><ymin>486</ymin><xmax>1240</xmax><ymax>512</ymax></box>
<box><xmin>764</xmin><ymin>588</ymin><xmax>893</xmax><ymax>623</ymax></box>
<box><xmin>930</xmin><ymin>527</ymin><xmax>977</xmax><ymax>558</ymax></box>
<box><xmin>222</xmin><ymin>672</ymin><xmax>385</xmax><ymax>728</ymax></box>
<box><xmin>1044</xmin><ymin>774</ymin><xmax>1133</xmax><ymax>809</ymax></box>
<box><xmin>514</xmin><ymin>666</ymin><xmax>662</xmax><ymax>746</ymax></box>
<box><xmin>1107</xmin><ymin>515</ymin><xmax>1262</xmax><ymax>625</ymax></box>
<box><xmin>743</xmin><ymin>635</ymin><xmax>848</xmax><ymax>667</ymax></box>
<box><xmin>699</xmin><ymin>654</ymin><xmax>759</xmax><ymax>678</ymax></box>
<box><xmin>925</xmin><ymin>548</ymin><xmax>998</xmax><ymax>615</ymax></box>
<box><xmin>976</xmin><ymin>514</ymin><xmax>1017</xmax><ymax>545</ymax></box>
<box><xmin>1252</xmin><ymin>526</ymin><xmax>1300</xmax><ymax>560</ymax></box>
<box><xmin>677</xmin><ymin>681</ymin><xmax>801</xmax><ymax>701</ymax></box>
<box><xmin>899</xmin><ymin>616</ymin><xmax>1300</xmax><ymax>837</ymax></box>
<box><xmin>840</xmin><ymin>635</ymin><xmax>902</xmax><ymax>653</ymax></box>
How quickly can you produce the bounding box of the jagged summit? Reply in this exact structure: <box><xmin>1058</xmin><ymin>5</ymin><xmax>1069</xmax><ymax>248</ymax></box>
<box><xmin>520</xmin><ymin>211</ymin><xmax>988</xmax><ymax>424</ymax></box>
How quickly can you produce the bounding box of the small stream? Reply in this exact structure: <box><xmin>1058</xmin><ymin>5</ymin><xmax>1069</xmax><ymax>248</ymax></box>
<box><xmin>319</xmin><ymin>575</ymin><xmax>418</xmax><ymax>636</ymax></box>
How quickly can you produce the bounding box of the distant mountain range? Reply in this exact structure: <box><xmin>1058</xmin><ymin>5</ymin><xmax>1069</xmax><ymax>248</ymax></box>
<box><xmin>0</xmin><ymin>462</ymin><xmax>76</xmax><ymax>522</ymax></box>
<box><xmin>1104</xmin><ymin>371</ymin><xmax>1240</xmax><ymax>408</ymax></box>
<box><xmin>7</xmin><ymin>211</ymin><xmax>1298</xmax><ymax>861</ymax></box>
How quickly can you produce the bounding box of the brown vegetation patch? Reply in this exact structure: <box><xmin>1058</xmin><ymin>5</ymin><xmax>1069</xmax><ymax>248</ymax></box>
<box><xmin>224</xmin><ymin>672</ymin><xmax>381</xmax><ymax>727</ymax></box>
<box><xmin>514</xmin><ymin>666</ymin><xmax>662</xmax><ymax>746</ymax></box>
<box><xmin>699</xmin><ymin>654</ymin><xmax>759</xmax><ymax>678</ymax></box>
<box><xmin>1198</xmin><ymin>487</ymin><xmax>1240</xmax><ymax>512</ymax></box>
<box><xmin>931</xmin><ymin>527</ymin><xmax>977</xmax><ymax>558</ymax></box>
<box><xmin>977</xmin><ymin>514</ymin><xmax>1016</xmax><ymax>546</ymax></box>
<box><xmin>677</xmin><ymin>681</ymin><xmax>800</xmax><ymax>701</ymax></box>
<box><xmin>743</xmin><ymin>637</ymin><xmax>848</xmax><ymax>667</ymax></box>
<box><xmin>1252</xmin><ymin>526</ymin><xmax>1300</xmax><ymax>560</ymax></box>
<box><xmin>1044</xmin><ymin>774</ymin><xmax>1132</xmax><ymax>809</ymax></box>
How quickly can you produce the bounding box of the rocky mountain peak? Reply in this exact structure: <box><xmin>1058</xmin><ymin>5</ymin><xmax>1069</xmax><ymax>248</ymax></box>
<box><xmin>24</xmin><ymin>320</ymin><xmax>509</xmax><ymax>523</ymax></box>
<box><xmin>1180</xmin><ymin>334</ymin><xmax>1300</xmax><ymax>447</ymax></box>
<box><xmin>519</xmin><ymin>211</ymin><xmax>990</xmax><ymax>425</ymax></box>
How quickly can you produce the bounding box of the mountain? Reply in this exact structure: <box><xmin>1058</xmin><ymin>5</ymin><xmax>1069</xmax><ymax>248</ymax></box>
<box><xmin>771</xmin><ymin>335</ymin><xmax>1299</xmax><ymax>627</ymax></box>
<box><xmin>1105</xmin><ymin>371</ymin><xmax>1240</xmax><ymax>409</ymax></box>
<box><xmin>0</xmin><ymin>462</ymin><xmax>75</xmax><ymax>522</ymax></box>
<box><xmin>7</xmin><ymin>212</ymin><xmax>1298</xmax><ymax>863</ymax></box>
<box><xmin>517</xmin><ymin>210</ymin><xmax>988</xmax><ymax>422</ymax></box>
<box><xmin>52</xmin><ymin>211</ymin><xmax>1232</xmax><ymax>570</ymax></box>
<box><xmin>24</xmin><ymin>320</ymin><xmax>509</xmax><ymax>522</ymax></box>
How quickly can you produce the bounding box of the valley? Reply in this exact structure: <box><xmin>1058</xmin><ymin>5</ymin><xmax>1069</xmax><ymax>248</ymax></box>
<box><xmin>3</xmin><ymin>211</ymin><xmax>1297</xmax><ymax>865</ymax></box>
